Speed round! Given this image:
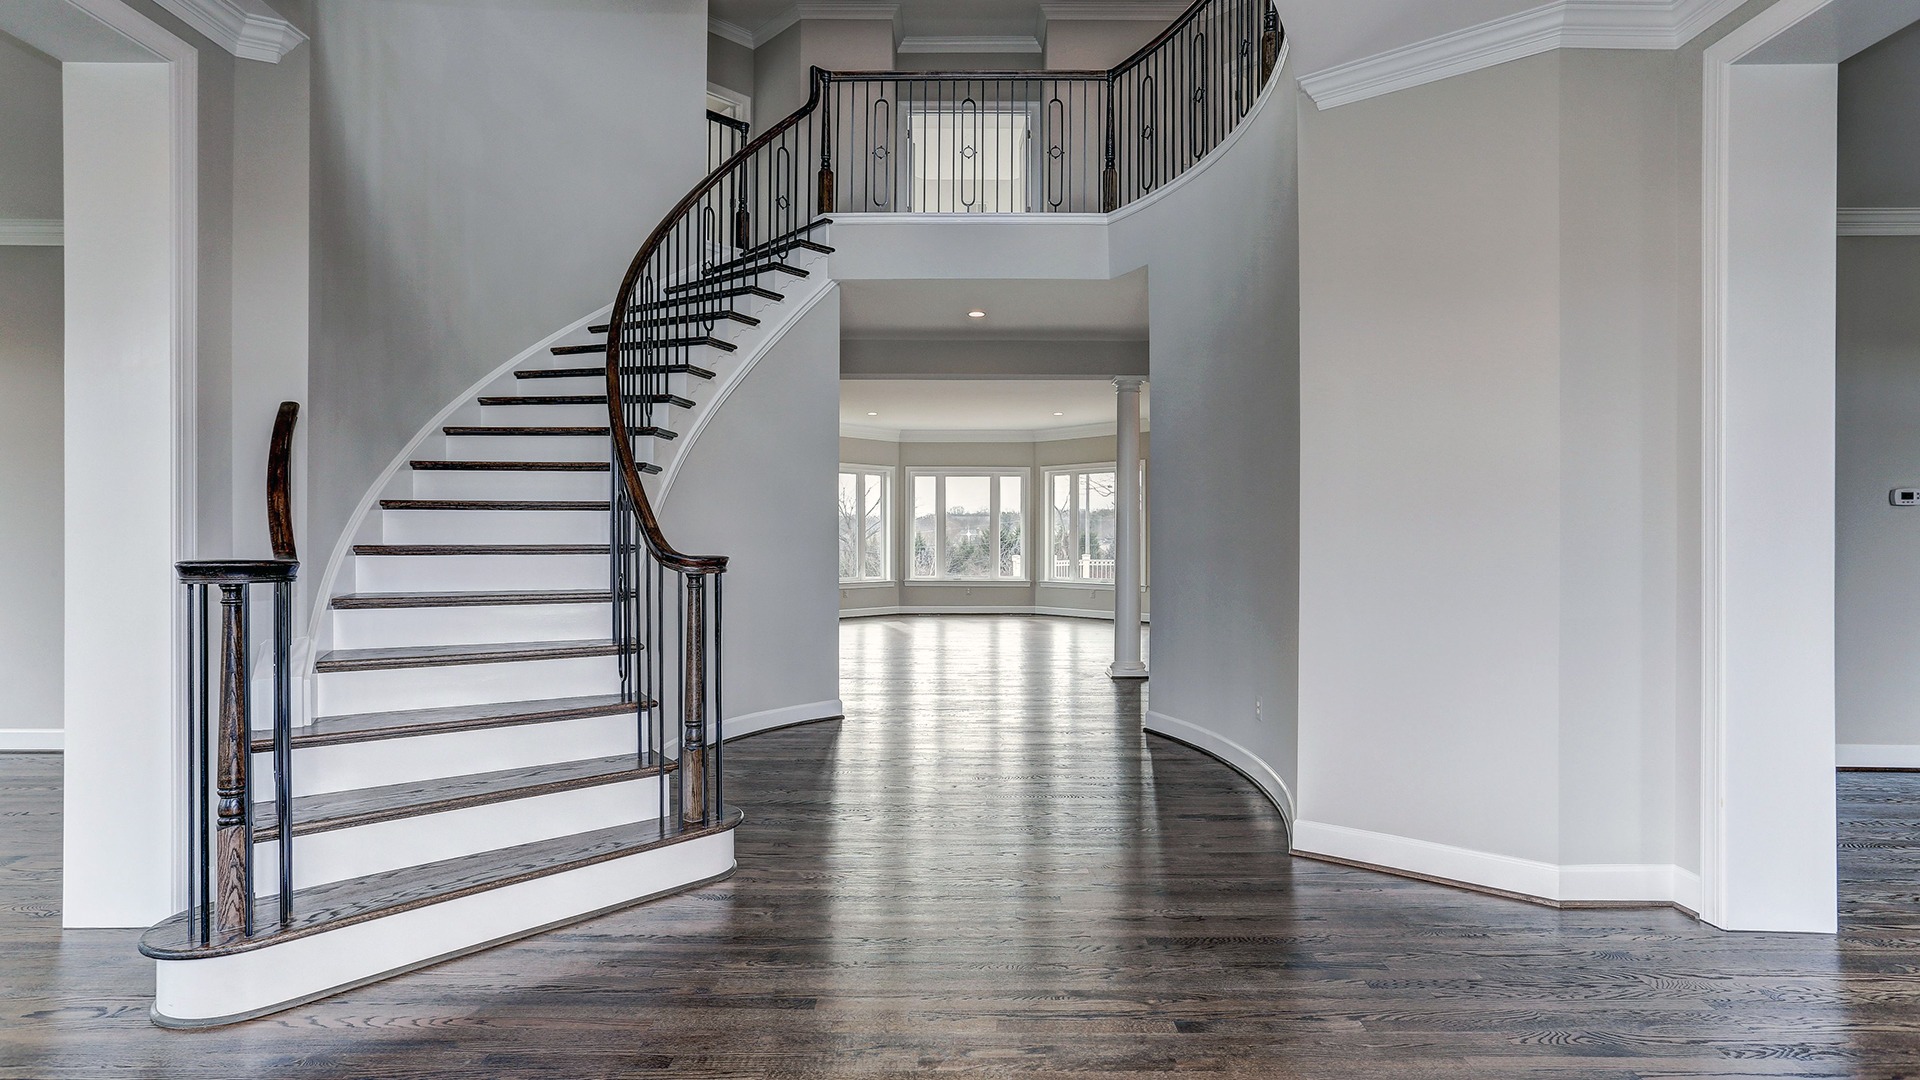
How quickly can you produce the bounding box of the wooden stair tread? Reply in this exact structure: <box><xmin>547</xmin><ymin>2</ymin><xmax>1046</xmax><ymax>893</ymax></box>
<box><xmin>315</xmin><ymin>639</ymin><xmax>622</xmax><ymax>673</ymax></box>
<box><xmin>332</xmin><ymin>590</ymin><xmax>611</xmax><ymax>610</ymax></box>
<box><xmin>409</xmin><ymin>459</ymin><xmax>608</xmax><ymax>472</ymax></box>
<box><xmin>480</xmin><ymin>394</ymin><xmax>694</xmax><ymax>409</ymax></box>
<box><xmin>443</xmin><ymin>426</ymin><xmax>611</xmax><ymax>437</ymax></box>
<box><xmin>380</xmin><ymin>499</ymin><xmax>610</xmax><ymax>512</ymax></box>
<box><xmin>140</xmin><ymin>808</ymin><xmax>743</xmax><ymax>959</ymax></box>
<box><xmin>552</xmin><ymin>336</ymin><xmax>736</xmax><ymax>356</ymax></box>
<box><xmin>252</xmin><ymin>753</ymin><xmax>666</xmax><ymax>841</ymax></box>
<box><xmin>667</xmin><ymin>261</ymin><xmax>805</xmax><ymax>294</ymax></box>
<box><xmin>353</xmin><ymin>543</ymin><xmax>610</xmax><ymax>556</ymax></box>
<box><xmin>248</xmin><ymin>693</ymin><xmax>639</xmax><ymax>752</ymax></box>
<box><xmin>634</xmin><ymin>283</ymin><xmax>782</xmax><ymax>310</ymax></box>
<box><xmin>479</xmin><ymin>394</ymin><xmax>693</xmax><ymax>408</ymax></box>
<box><xmin>589</xmin><ymin>310</ymin><xmax>759</xmax><ymax>333</ymax></box>
<box><xmin>518</xmin><ymin>364</ymin><xmax>716</xmax><ymax>381</ymax></box>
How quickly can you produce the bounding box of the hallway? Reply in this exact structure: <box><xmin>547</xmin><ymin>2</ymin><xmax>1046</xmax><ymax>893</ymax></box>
<box><xmin>4</xmin><ymin>615</ymin><xmax>1919</xmax><ymax>1076</ymax></box>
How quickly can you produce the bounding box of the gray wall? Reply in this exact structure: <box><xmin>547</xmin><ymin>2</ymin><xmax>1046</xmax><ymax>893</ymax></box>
<box><xmin>308</xmin><ymin>0</ymin><xmax>707</xmax><ymax>587</ymax></box>
<box><xmin>754</xmin><ymin>19</ymin><xmax>895</xmax><ymax>123</ymax></box>
<box><xmin>709</xmin><ymin>33</ymin><xmax>756</xmax><ymax>102</ymax></box>
<box><xmin>1839</xmin><ymin>19</ymin><xmax>1920</xmax><ymax>207</ymax></box>
<box><xmin>0</xmin><ymin>32</ymin><xmax>62</xmax><ymax>736</ymax></box>
<box><xmin>843</xmin><ymin>338</ymin><xmax>1147</xmax><ymax>379</ymax></box>
<box><xmin>1043</xmin><ymin>20</ymin><xmax>1159</xmax><ymax>70</ymax></box>
<box><xmin>1836</xmin><ymin>20</ymin><xmax>1920</xmax><ymax>756</ymax></box>
<box><xmin>664</xmin><ymin>295</ymin><xmax>843</xmax><ymax>724</ymax></box>
<box><xmin>0</xmin><ymin>248</ymin><xmax>64</xmax><ymax>734</ymax></box>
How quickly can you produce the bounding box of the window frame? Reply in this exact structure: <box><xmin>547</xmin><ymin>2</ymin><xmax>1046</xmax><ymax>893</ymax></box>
<box><xmin>905</xmin><ymin>467</ymin><xmax>1031</xmax><ymax>584</ymax></box>
<box><xmin>837</xmin><ymin>465</ymin><xmax>894</xmax><ymax>586</ymax></box>
<box><xmin>1043</xmin><ymin>462</ymin><xmax>1146</xmax><ymax>587</ymax></box>
<box><xmin>903</xmin><ymin>102</ymin><xmax>1043</xmax><ymax>214</ymax></box>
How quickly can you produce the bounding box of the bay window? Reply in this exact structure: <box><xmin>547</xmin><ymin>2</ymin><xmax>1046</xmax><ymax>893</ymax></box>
<box><xmin>838</xmin><ymin>467</ymin><xmax>891</xmax><ymax>584</ymax></box>
<box><xmin>1045</xmin><ymin>465</ymin><xmax>1144</xmax><ymax>585</ymax></box>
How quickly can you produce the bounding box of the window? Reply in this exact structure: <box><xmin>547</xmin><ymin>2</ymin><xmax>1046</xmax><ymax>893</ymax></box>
<box><xmin>1045</xmin><ymin>465</ymin><xmax>1145</xmax><ymax>584</ymax></box>
<box><xmin>907</xmin><ymin>108</ymin><xmax>1033</xmax><ymax>213</ymax></box>
<box><xmin>908</xmin><ymin>471</ymin><xmax>1026</xmax><ymax>581</ymax></box>
<box><xmin>838</xmin><ymin>467</ymin><xmax>891</xmax><ymax>583</ymax></box>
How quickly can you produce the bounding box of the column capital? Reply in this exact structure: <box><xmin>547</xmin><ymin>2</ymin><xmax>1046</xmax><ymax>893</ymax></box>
<box><xmin>1113</xmin><ymin>376</ymin><xmax>1147</xmax><ymax>393</ymax></box>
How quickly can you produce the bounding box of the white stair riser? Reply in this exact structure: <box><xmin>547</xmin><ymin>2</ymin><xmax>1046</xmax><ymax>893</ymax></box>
<box><xmin>412</xmin><ymin>469</ymin><xmax>609</xmax><ymax>501</ymax></box>
<box><xmin>253</xmin><ymin>777</ymin><xmax>667</xmax><ymax>890</ymax></box>
<box><xmin>380</xmin><ymin>507</ymin><xmax>608</xmax><ymax>545</ymax></box>
<box><xmin>512</xmin><ymin>371</ymin><xmax>704</xmax><ymax>401</ymax></box>
<box><xmin>316</xmin><ymin>654</ymin><xmax>621</xmax><ymax>716</ymax></box>
<box><xmin>353</xmin><ymin>552</ymin><xmax>607</xmax><ymax>593</ymax></box>
<box><xmin>333</xmin><ymin>602</ymin><xmax>610</xmax><ymax>650</ymax></box>
<box><xmin>152</xmin><ymin>828</ymin><xmax>734</xmax><ymax>1027</ymax></box>
<box><xmin>441</xmin><ymin>434</ymin><xmax>610</xmax><ymax>462</ymax></box>
<box><xmin>475</xmin><ymin>403</ymin><xmax>618</xmax><ymax>428</ymax></box>
<box><xmin>256</xmin><ymin>710</ymin><xmax>641</xmax><ymax>796</ymax></box>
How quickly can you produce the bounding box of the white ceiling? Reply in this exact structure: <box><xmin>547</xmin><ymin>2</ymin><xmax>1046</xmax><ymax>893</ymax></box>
<box><xmin>709</xmin><ymin>0</ymin><xmax>1552</xmax><ymax>78</ymax></box>
<box><xmin>839</xmin><ymin>272</ymin><xmax>1148</xmax><ymax>339</ymax></box>
<box><xmin>842</xmin><ymin>378</ymin><xmax>1148</xmax><ymax>434</ymax></box>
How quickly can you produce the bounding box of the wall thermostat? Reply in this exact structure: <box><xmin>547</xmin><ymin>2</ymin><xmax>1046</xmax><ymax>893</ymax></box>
<box><xmin>1892</xmin><ymin>489</ymin><xmax>1920</xmax><ymax>506</ymax></box>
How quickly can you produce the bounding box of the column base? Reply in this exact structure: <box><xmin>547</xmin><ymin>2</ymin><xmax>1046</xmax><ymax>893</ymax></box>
<box><xmin>1107</xmin><ymin>662</ymin><xmax>1149</xmax><ymax>680</ymax></box>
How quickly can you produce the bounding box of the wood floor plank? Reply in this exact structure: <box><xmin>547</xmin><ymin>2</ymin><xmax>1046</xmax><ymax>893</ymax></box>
<box><xmin>4</xmin><ymin>616</ymin><xmax>1919</xmax><ymax>1076</ymax></box>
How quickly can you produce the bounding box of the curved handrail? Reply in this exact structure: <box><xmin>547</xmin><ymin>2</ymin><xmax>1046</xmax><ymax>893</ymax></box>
<box><xmin>267</xmin><ymin>401</ymin><xmax>298</xmax><ymax>562</ymax></box>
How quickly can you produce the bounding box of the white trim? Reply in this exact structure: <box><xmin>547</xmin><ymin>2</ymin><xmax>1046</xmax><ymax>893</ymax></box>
<box><xmin>0</xmin><ymin>219</ymin><xmax>63</xmax><ymax>245</ymax></box>
<box><xmin>1298</xmin><ymin>0</ymin><xmax>1747</xmax><ymax>109</ymax></box>
<box><xmin>0</xmin><ymin>729</ymin><xmax>64</xmax><ymax>752</ymax></box>
<box><xmin>708</xmin><ymin>17</ymin><xmax>755</xmax><ymax>48</ymax></box>
<box><xmin>1145</xmin><ymin>710</ymin><xmax>1295</xmax><ymax>825</ymax></box>
<box><xmin>1040</xmin><ymin>2</ymin><xmax>1189</xmax><ymax>21</ymax></box>
<box><xmin>706</xmin><ymin>83</ymin><xmax>752</xmax><ymax>126</ymax></box>
<box><xmin>842</xmin><ymin>605</ymin><xmax>1149</xmax><ymax>622</ymax></box>
<box><xmin>720</xmin><ymin>699</ymin><xmax>844</xmax><ymax>741</ymax></box>
<box><xmin>838</xmin><ymin>463</ymin><xmax>894</xmax><ymax>585</ymax></box>
<box><xmin>149</xmin><ymin>0</ymin><xmax>305</xmax><ymax>62</ymax></box>
<box><xmin>1293</xmin><ymin>820</ymin><xmax>1696</xmax><ymax>905</ymax></box>
<box><xmin>1839</xmin><ymin>208</ymin><xmax>1920</xmax><ymax>236</ymax></box>
<box><xmin>840</xmin><ymin>422</ymin><xmax>1144</xmax><ymax>444</ymax></box>
<box><xmin>1838</xmin><ymin>744</ymin><xmax>1920</xmax><ymax>769</ymax></box>
<box><xmin>897</xmin><ymin>35</ymin><xmax>1043</xmax><ymax>55</ymax></box>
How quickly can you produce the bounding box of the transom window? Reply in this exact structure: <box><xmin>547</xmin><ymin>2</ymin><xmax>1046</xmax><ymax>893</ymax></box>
<box><xmin>909</xmin><ymin>470</ymin><xmax>1027</xmax><ymax>581</ymax></box>
<box><xmin>838</xmin><ymin>467</ymin><xmax>891</xmax><ymax>584</ymax></box>
<box><xmin>1046</xmin><ymin>465</ymin><xmax>1144</xmax><ymax>585</ymax></box>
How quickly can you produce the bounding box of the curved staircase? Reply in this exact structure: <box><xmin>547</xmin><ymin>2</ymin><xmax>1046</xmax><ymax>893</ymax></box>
<box><xmin>141</xmin><ymin>0</ymin><xmax>1278</xmax><ymax>1028</ymax></box>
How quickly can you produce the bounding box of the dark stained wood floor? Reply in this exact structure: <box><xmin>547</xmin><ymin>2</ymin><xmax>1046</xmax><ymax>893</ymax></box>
<box><xmin>6</xmin><ymin>614</ymin><xmax>1920</xmax><ymax>1076</ymax></box>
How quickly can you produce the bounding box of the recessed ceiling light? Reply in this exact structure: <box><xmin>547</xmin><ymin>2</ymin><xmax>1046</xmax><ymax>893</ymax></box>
<box><xmin>1053</xmin><ymin>412</ymin><xmax>1064</xmax><ymax>417</ymax></box>
<box><xmin>967</xmin><ymin>309</ymin><xmax>987</xmax><ymax>319</ymax></box>
<box><xmin>867</xmin><ymin>411</ymin><xmax>878</xmax><ymax>417</ymax></box>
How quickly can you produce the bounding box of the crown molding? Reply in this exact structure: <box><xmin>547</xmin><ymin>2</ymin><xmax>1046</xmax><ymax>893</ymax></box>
<box><xmin>897</xmin><ymin>35</ymin><xmax>1043</xmax><ymax>54</ymax></box>
<box><xmin>1839</xmin><ymin>207</ymin><xmax>1920</xmax><ymax>236</ymax></box>
<box><xmin>0</xmin><ymin>219</ymin><xmax>62</xmax><ymax>246</ymax></box>
<box><xmin>1299</xmin><ymin>0</ymin><xmax>1747</xmax><ymax>109</ymax></box>
<box><xmin>1040</xmin><ymin>2</ymin><xmax>1189</xmax><ymax>20</ymax></box>
<box><xmin>708</xmin><ymin>16</ymin><xmax>755</xmax><ymax>47</ymax></box>
<box><xmin>755</xmin><ymin>2</ymin><xmax>899</xmax><ymax>47</ymax></box>
<box><xmin>151</xmin><ymin>0</ymin><xmax>305</xmax><ymax>62</ymax></box>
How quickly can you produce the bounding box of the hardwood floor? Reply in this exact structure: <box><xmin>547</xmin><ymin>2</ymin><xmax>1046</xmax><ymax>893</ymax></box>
<box><xmin>5</xmin><ymin>614</ymin><xmax>1920</xmax><ymax>1076</ymax></box>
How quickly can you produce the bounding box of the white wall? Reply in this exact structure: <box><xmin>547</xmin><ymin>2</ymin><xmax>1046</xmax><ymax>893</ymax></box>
<box><xmin>753</xmin><ymin>18</ymin><xmax>895</xmax><ymax>124</ymax></box>
<box><xmin>0</xmin><ymin>31</ymin><xmax>63</xmax><ymax>745</ymax></box>
<box><xmin>307</xmin><ymin>0</ymin><xmax>707</xmax><ymax>594</ymax></box>
<box><xmin>1043</xmin><ymin>19</ymin><xmax>1159</xmax><ymax>70</ymax></box>
<box><xmin>663</xmin><ymin>294</ymin><xmax>844</xmax><ymax>734</ymax></box>
<box><xmin>1836</xmin><ymin>21</ymin><xmax>1920</xmax><ymax>764</ymax></box>
<box><xmin>1110</xmin><ymin>60</ymin><xmax>1300</xmax><ymax>822</ymax></box>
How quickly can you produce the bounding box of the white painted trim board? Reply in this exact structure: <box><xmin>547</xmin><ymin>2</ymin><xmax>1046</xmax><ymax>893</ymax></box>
<box><xmin>0</xmin><ymin>729</ymin><xmax>64</xmax><ymax>752</ymax></box>
<box><xmin>0</xmin><ymin>220</ymin><xmax>63</xmax><ymax>245</ymax></box>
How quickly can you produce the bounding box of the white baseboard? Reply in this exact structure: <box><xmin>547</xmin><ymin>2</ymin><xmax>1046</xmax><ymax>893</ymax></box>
<box><xmin>1292</xmin><ymin>819</ymin><xmax>1695</xmax><ymax>907</ymax></box>
<box><xmin>1837</xmin><ymin>743</ymin><xmax>1920</xmax><ymax>769</ymax></box>
<box><xmin>841</xmin><ymin>605</ymin><xmax>1149</xmax><ymax>622</ymax></box>
<box><xmin>720</xmin><ymin>699</ymin><xmax>844</xmax><ymax>741</ymax></box>
<box><xmin>0</xmin><ymin>729</ymin><xmax>64</xmax><ymax>752</ymax></box>
<box><xmin>1143</xmin><ymin>710</ymin><xmax>1295</xmax><ymax>825</ymax></box>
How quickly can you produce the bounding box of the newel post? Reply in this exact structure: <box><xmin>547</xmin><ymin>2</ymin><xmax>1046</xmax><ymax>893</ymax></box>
<box><xmin>815</xmin><ymin>68</ymin><xmax>836</xmax><ymax>215</ymax></box>
<box><xmin>680</xmin><ymin>572</ymin><xmax>710</xmax><ymax>825</ymax></box>
<box><xmin>1260</xmin><ymin>5</ymin><xmax>1279</xmax><ymax>85</ymax></box>
<box><xmin>1102</xmin><ymin>75</ymin><xmax>1118</xmax><ymax>213</ymax></box>
<box><xmin>213</xmin><ymin>582</ymin><xmax>254</xmax><ymax>940</ymax></box>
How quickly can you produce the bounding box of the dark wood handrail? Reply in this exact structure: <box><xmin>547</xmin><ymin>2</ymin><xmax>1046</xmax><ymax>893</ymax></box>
<box><xmin>706</xmin><ymin>108</ymin><xmax>751</xmax><ymax>135</ymax></box>
<box><xmin>603</xmin><ymin>73</ymin><xmax>833</xmax><ymax>574</ymax></box>
<box><xmin>267</xmin><ymin>401</ymin><xmax>298</xmax><ymax>562</ymax></box>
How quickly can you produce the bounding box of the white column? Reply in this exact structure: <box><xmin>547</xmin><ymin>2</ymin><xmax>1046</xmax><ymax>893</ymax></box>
<box><xmin>1109</xmin><ymin>377</ymin><xmax>1148</xmax><ymax>680</ymax></box>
